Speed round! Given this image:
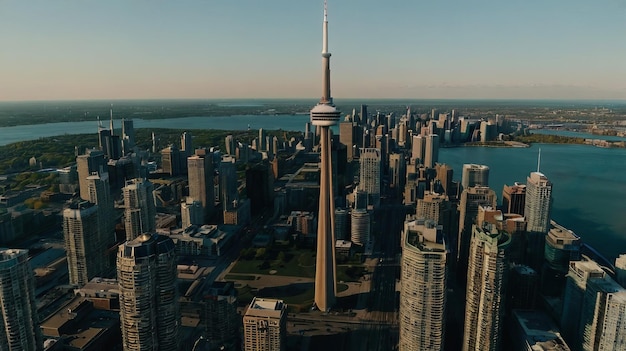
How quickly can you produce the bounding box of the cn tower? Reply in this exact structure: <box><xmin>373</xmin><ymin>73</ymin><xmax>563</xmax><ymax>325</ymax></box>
<box><xmin>311</xmin><ymin>0</ymin><xmax>340</xmax><ymax>312</ymax></box>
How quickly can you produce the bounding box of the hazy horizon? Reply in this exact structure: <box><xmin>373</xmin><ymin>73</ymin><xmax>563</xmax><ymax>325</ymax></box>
<box><xmin>2</xmin><ymin>0</ymin><xmax>625</xmax><ymax>101</ymax></box>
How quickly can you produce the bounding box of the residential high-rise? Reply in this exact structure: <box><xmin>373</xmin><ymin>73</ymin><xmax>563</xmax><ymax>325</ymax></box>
<box><xmin>399</xmin><ymin>219</ymin><xmax>447</xmax><ymax>351</ymax></box>
<box><xmin>199</xmin><ymin>282</ymin><xmax>239</xmax><ymax>350</ymax></box>
<box><xmin>350</xmin><ymin>208</ymin><xmax>370</xmax><ymax>246</ymax></box>
<box><xmin>243</xmin><ymin>297</ymin><xmax>287</xmax><ymax>351</ymax></box>
<box><xmin>123</xmin><ymin>178</ymin><xmax>156</xmax><ymax>241</ymax></box>
<box><xmin>117</xmin><ymin>233</ymin><xmax>179</xmax><ymax>351</ymax></box>
<box><xmin>64</xmin><ymin>201</ymin><xmax>107</xmax><ymax>286</ymax></box>
<box><xmin>525</xmin><ymin>171</ymin><xmax>553</xmax><ymax>269</ymax></box>
<box><xmin>359</xmin><ymin>148</ymin><xmax>382</xmax><ymax>207</ymax></box>
<box><xmin>86</xmin><ymin>171</ymin><xmax>114</xmax><ymax>244</ymax></box>
<box><xmin>463</xmin><ymin>223</ymin><xmax>511</xmax><ymax>351</ymax></box>
<box><xmin>461</xmin><ymin>164</ymin><xmax>489</xmax><ymax>190</ymax></box>
<box><xmin>457</xmin><ymin>186</ymin><xmax>497</xmax><ymax>275</ymax></box>
<box><xmin>188</xmin><ymin>149</ymin><xmax>215</xmax><ymax>220</ymax></box>
<box><xmin>310</xmin><ymin>0</ymin><xmax>341</xmax><ymax>312</ymax></box>
<box><xmin>502</xmin><ymin>183</ymin><xmax>526</xmax><ymax>215</ymax></box>
<box><xmin>525</xmin><ymin>171</ymin><xmax>553</xmax><ymax>233</ymax></box>
<box><xmin>579</xmin><ymin>275</ymin><xmax>626</xmax><ymax>350</ymax></box>
<box><xmin>560</xmin><ymin>260</ymin><xmax>606</xmax><ymax>347</ymax></box>
<box><xmin>0</xmin><ymin>248</ymin><xmax>43</xmax><ymax>350</ymax></box>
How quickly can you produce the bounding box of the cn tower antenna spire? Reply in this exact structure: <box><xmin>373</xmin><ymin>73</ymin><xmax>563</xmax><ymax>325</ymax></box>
<box><xmin>320</xmin><ymin>0</ymin><xmax>332</xmax><ymax>104</ymax></box>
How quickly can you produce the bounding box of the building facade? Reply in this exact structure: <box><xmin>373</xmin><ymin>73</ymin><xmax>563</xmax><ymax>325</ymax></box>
<box><xmin>463</xmin><ymin>224</ymin><xmax>511</xmax><ymax>351</ymax></box>
<box><xmin>243</xmin><ymin>298</ymin><xmax>287</xmax><ymax>351</ymax></box>
<box><xmin>117</xmin><ymin>233</ymin><xmax>180</xmax><ymax>351</ymax></box>
<box><xmin>64</xmin><ymin>201</ymin><xmax>107</xmax><ymax>287</ymax></box>
<box><xmin>359</xmin><ymin>148</ymin><xmax>382</xmax><ymax>207</ymax></box>
<box><xmin>0</xmin><ymin>248</ymin><xmax>43</xmax><ymax>351</ymax></box>
<box><xmin>123</xmin><ymin>178</ymin><xmax>156</xmax><ymax>241</ymax></box>
<box><xmin>399</xmin><ymin>219</ymin><xmax>447</xmax><ymax>351</ymax></box>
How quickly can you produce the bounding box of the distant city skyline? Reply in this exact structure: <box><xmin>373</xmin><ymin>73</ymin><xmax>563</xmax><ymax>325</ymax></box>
<box><xmin>1</xmin><ymin>0</ymin><xmax>625</xmax><ymax>101</ymax></box>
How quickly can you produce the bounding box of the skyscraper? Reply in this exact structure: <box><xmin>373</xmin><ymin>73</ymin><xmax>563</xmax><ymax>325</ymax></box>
<box><xmin>463</xmin><ymin>223</ymin><xmax>511</xmax><ymax>351</ymax></box>
<box><xmin>121</xmin><ymin>118</ymin><xmax>135</xmax><ymax>155</ymax></box>
<box><xmin>86</xmin><ymin>172</ymin><xmax>114</xmax><ymax>247</ymax></box>
<box><xmin>525</xmin><ymin>171</ymin><xmax>553</xmax><ymax>269</ymax></box>
<box><xmin>220</xmin><ymin>155</ymin><xmax>238</xmax><ymax>210</ymax></box>
<box><xmin>310</xmin><ymin>0</ymin><xmax>341</xmax><ymax>312</ymax></box>
<box><xmin>123</xmin><ymin>178</ymin><xmax>156</xmax><ymax>241</ymax></box>
<box><xmin>560</xmin><ymin>260</ymin><xmax>606</xmax><ymax>347</ymax></box>
<box><xmin>181</xmin><ymin>197</ymin><xmax>204</xmax><ymax>229</ymax></box>
<box><xmin>399</xmin><ymin>219</ymin><xmax>447</xmax><ymax>351</ymax></box>
<box><xmin>359</xmin><ymin>148</ymin><xmax>382</xmax><ymax>207</ymax></box>
<box><xmin>64</xmin><ymin>201</ymin><xmax>107</xmax><ymax>286</ymax></box>
<box><xmin>76</xmin><ymin>149</ymin><xmax>106</xmax><ymax>201</ymax></box>
<box><xmin>411</xmin><ymin>134</ymin><xmax>425</xmax><ymax>165</ymax></box>
<box><xmin>502</xmin><ymin>182</ymin><xmax>526</xmax><ymax>215</ymax></box>
<box><xmin>188</xmin><ymin>149</ymin><xmax>215</xmax><ymax>220</ymax></box>
<box><xmin>525</xmin><ymin>171</ymin><xmax>553</xmax><ymax>233</ymax></box>
<box><xmin>457</xmin><ymin>186</ymin><xmax>497</xmax><ymax>275</ymax></box>
<box><xmin>243</xmin><ymin>298</ymin><xmax>287</xmax><ymax>351</ymax></box>
<box><xmin>424</xmin><ymin>134</ymin><xmax>439</xmax><ymax>168</ymax></box>
<box><xmin>0</xmin><ymin>248</ymin><xmax>43</xmax><ymax>351</ymax></box>
<box><xmin>117</xmin><ymin>233</ymin><xmax>179</xmax><ymax>351</ymax></box>
<box><xmin>579</xmin><ymin>275</ymin><xmax>626</xmax><ymax>350</ymax></box>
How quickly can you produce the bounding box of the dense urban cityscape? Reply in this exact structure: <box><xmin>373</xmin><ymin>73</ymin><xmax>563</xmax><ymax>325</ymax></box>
<box><xmin>2</xmin><ymin>1</ymin><xmax>626</xmax><ymax>351</ymax></box>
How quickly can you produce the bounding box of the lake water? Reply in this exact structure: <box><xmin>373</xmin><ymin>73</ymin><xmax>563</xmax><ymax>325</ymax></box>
<box><xmin>1</xmin><ymin>115</ymin><xmax>624</xmax><ymax>261</ymax></box>
<box><xmin>0</xmin><ymin>114</ymin><xmax>314</xmax><ymax>146</ymax></box>
<box><xmin>440</xmin><ymin>144</ymin><xmax>626</xmax><ymax>261</ymax></box>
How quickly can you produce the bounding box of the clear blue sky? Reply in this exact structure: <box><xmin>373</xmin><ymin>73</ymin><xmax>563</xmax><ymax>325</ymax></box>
<box><xmin>1</xmin><ymin>0</ymin><xmax>625</xmax><ymax>101</ymax></box>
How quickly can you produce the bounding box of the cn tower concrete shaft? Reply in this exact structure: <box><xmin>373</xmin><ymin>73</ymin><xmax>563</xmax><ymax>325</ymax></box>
<box><xmin>314</xmin><ymin>126</ymin><xmax>337</xmax><ymax>311</ymax></box>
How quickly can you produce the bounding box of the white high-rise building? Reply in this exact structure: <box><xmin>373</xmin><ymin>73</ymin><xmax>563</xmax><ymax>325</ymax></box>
<box><xmin>350</xmin><ymin>209</ymin><xmax>370</xmax><ymax>246</ymax></box>
<box><xmin>463</xmin><ymin>224</ymin><xmax>511</xmax><ymax>351</ymax></box>
<box><xmin>243</xmin><ymin>298</ymin><xmax>287</xmax><ymax>351</ymax></box>
<box><xmin>0</xmin><ymin>248</ymin><xmax>43</xmax><ymax>350</ymax></box>
<box><xmin>399</xmin><ymin>219</ymin><xmax>447</xmax><ymax>351</ymax></box>
<box><xmin>524</xmin><ymin>171</ymin><xmax>553</xmax><ymax>234</ymax></box>
<box><xmin>579</xmin><ymin>276</ymin><xmax>626</xmax><ymax>351</ymax></box>
<box><xmin>118</xmin><ymin>233</ymin><xmax>179</xmax><ymax>351</ymax></box>
<box><xmin>561</xmin><ymin>260</ymin><xmax>606</xmax><ymax>346</ymax></box>
<box><xmin>123</xmin><ymin>178</ymin><xmax>156</xmax><ymax>241</ymax></box>
<box><xmin>359</xmin><ymin>148</ymin><xmax>381</xmax><ymax>207</ymax></box>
